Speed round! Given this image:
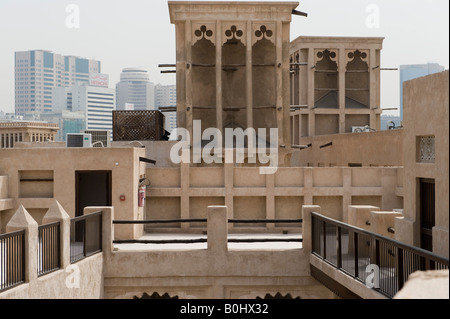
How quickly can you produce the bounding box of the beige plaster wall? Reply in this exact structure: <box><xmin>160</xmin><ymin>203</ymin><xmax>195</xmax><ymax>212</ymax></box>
<box><xmin>291</xmin><ymin>129</ymin><xmax>403</xmax><ymax>167</ymax></box>
<box><xmin>104</xmin><ymin>205</ymin><xmax>335</xmax><ymax>299</ymax></box>
<box><xmin>0</xmin><ymin>176</ymin><xmax>13</xmax><ymax>232</ymax></box>
<box><xmin>0</xmin><ymin>205</ymin><xmax>109</xmax><ymax>299</ymax></box>
<box><xmin>0</xmin><ymin>147</ymin><xmax>146</xmax><ymax>239</ymax></box>
<box><xmin>145</xmin><ymin>164</ymin><xmax>403</xmax><ymax>233</ymax></box>
<box><xmin>0</xmin><ymin>254</ymin><xmax>104</xmax><ymax>299</ymax></box>
<box><xmin>396</xmin><ymin>70</ymin><xmax>449</xmax><ymax>257</ymax></box>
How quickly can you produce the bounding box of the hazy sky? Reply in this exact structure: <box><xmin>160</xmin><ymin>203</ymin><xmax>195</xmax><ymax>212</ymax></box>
<box><xmin>0</xmin><ymin>0</ymin><xmax>448</xmax><ymax>115</ymax></box>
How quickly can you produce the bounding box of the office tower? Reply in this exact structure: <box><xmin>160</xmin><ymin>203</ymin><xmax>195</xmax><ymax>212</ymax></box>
<box><xmin>53</xmin><ymin>82</ymin><xmax>115</xmax><ymax>134</ymax></box>
<box><xmin>40</xmin><ymin>110</ymin><xmax>86</xmax><ymax>142</ymax></box>
<box><xmin>116</xmin><ymin>68</ymin><xmax>155</xmax><ymax>111</ymax></box>
<box><xmin>399</xmin><ymin>63</ymin><xmax>445</xmax><ymax>120</ymax></box>
<box><xmin>15</xmin><ymin>50</ymin><xmax>101</xmax><ymax>116</ymax></box>
<box><xmin>154</xmin><ymin>84</ymin><xmax>177</xmax><ymax>132</ymax></box>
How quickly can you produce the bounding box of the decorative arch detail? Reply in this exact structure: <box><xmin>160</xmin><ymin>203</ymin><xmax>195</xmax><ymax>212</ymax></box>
<box><xmin>256</xmin><ymin>292</ymin><xmax>301</xmax><ymax>299</ymax></box>
<box><xmin>345</xmin><ymin>49</ymin><xmax>369</xmax><ymax>71</ymax></box>
<box><xmin>133</xmin><ymin>292</ymin><xmax>179</xmax><ymax>299</ymax></box>
<box><xmin>252</xmin><ymin>23</ymin><xmax>275</xmax><ymax>45</ymax></box>
<box><xmin>222</xmin><ymin>23</ymin><xmax>246</xmax><ymax>46</ymax></box>
<box><xmin>193</xmin><ymin>23</ymin><xmax>215</xmax><ymax>45</ymax></box>
<box><xmin>314</xmin><ymin>49</ymin><xmax>339</xmax><ymax>67</ymax></box>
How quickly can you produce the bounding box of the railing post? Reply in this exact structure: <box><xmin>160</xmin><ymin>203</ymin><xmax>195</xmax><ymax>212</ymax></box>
<box><xmin>42</xmin><ymin>200</ymin><xmax>71</xmax><ymax>269</ymax></box>
<box><xmin>301</xmin><ymin>205</ymin><xmax>321</xmax><ymax>255</ymax></box>
<box><xmin>84</xmin><ymin>207</ymin><xmax>114</xmax><ymax>257</ymax></box>
<box><xmin>83</xmin><ymin>219</ymin><xmax>87</xmax><ymax>259</ymax></box>
<box><xmin>337</xmin><ymin>226</ymin><xmax>342</xmax><ymax>269</ymax></box>
<box><xmin>354</xmin><ymin>232</ymin><xmax>359</xmax><ymax>279</ymax></box>
<box><xmin>397</xmin><ymin>247</ymin><xmax>404</xmax><ymax>291</ymax></box>
<box><xmin>374</xmin><ymin>238</ymin><xmax>380</xmax><ymax>268</ymax></box>
<box><xmin>323</xmin><ymin>220</ymin><xmax>327</xmax><ymax>260</ymax></box>
<box><xmin>6</xmin><ymin>205</ymin><xmax>38</xmax><ymax>284</ymax></box>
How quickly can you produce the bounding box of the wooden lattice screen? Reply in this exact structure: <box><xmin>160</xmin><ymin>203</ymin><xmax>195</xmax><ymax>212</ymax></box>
<box><xmin>113</xmin><ymin>110</ymin><xmax>165</xmax><ymax>141</ymax></box>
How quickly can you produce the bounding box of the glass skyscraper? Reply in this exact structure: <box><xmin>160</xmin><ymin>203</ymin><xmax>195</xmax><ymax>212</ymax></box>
<box><xmin>115</xmin><ymin>68</ymin><xmax>155</xmax><ymax>111</ymax></box>
<box><xmin>15</xmin><ymin>50</ymin><xmax>101</xmax><ymax>116</ymax></box>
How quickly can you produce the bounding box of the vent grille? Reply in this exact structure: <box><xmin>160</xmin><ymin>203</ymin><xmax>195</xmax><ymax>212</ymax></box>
<box><xmin>85</xmin><ymin>130</ymin><xmax>111</xmax><ymax>147</ymax></box>
<box><xmin>66</xmin><ymin>134</ymin><xmax>92</xmax><ymax>148</ymax></box>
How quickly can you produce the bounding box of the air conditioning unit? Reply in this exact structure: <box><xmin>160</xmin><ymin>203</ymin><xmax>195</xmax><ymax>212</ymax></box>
<box><xmin>84</xmin><ymin>130</ymin><xmax>111</xmax><ymax>148</ymax></box>
<box><xmin>66</xmin><ymin>133</ymin><xmax>92</xmax><ymax>148</ymax></box>
<box><xmin>352</xmin><ymin>126</ymin><xmax>370</xmax><ymax>133</ymax></box>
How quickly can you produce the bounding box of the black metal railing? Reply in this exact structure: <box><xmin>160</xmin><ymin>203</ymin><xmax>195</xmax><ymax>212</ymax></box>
<box><xmin>37</xmin><ymin>222</ymin><xmax>60</xmax><ymax>277</ymax></box>
<box><xmin>311</xmin><ymin>212</ymin><xmax>449</xmax><ymax>298</ymax></box>
<box><xmin>112</xmin><ymin>218</ymin><xmax>303</xmax><ymax>244</ymax></box>
<box><xmin>0</xmin><ymin>230</ymin><xmax>25</xmax><ymax>292</ymax></box>
<box><xmin>70</xmin><ymin>211</ymin><xmax>103</xmax><ymax>263</ymax></box>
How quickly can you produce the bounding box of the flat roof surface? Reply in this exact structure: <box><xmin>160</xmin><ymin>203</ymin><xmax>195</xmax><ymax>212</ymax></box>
<box><xmin>114</xmin><ymin>233</ymin><xmax>302</xmax><ymax>251</ymax></box>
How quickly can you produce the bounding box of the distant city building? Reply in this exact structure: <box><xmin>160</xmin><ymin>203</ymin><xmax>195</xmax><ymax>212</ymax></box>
<box><xmin>162</xmin><ymin>111</ymin><xmax>177</xmax><ymax>133</ymax></box>
<box><xmin>155</xmin><ymin>84</ymin><xmax>177</xmax><ymax>132</ymax></box>
<box><xmin>116</xmin><ymin>68</ymin><xmax>155</xmax><ymax>111</ymax></box>
<box><xmin>15</xmin><ymin>50</ymin><xmax>101</xmax><ymax>116</ymax></box>
<box><xmin>53</xmin><ymin>83</ymin><xmax>115</xmax><ymax>133</ymax></box>
<box><xmin>0</xmin><ymin>121</ymin><xmax>59</xmax><ymax>148</ymax></box>
<box><xmin>155</xmin><ymin>84</ymin><xmax>176</xmax><ymax>109</ymax></box>
<box><xmin>399</xmin><ymin>63</ymin><xmax>445</xmax><ymax>120</ymax></box>
<box><xmin>0</xmin><ymin>111</ymin><xmax>23</xmax><ymax>121</ymax></box>
<box><xmin>40</xmin><ymin>110</ymin><xmax>86</xmax><ymax>141</ymax></box>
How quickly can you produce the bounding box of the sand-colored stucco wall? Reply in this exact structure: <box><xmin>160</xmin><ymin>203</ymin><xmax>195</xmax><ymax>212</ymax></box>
<box><xmin>144</xmin><ymin>163</ymin><xmax>403</xmax><ymax>234</ymax></box>
<box><xmin>291</xmin><ymin>129</ymin><xmax>403</xmax><ymax>168</ymax></box>
<box><xmin>0</xmin><ymin>205</ymin><xmax>109</xmax><ymax>299</ymax></box>
<box><xmin>0</xmin><ymin>147</ymin><xmax>146</xmax><ymax>239</ymax></box>
<box><xmin>396</xmin><ymin>70</ymin><xmax>449</xmax><ymax>257</ymax></box>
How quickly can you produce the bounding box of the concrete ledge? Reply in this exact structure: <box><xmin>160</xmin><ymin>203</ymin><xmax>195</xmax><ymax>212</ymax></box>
<box><xmin>16</xmin><ymin>198</ymin><xmax>56</xmax><ymax>210</ymax></box>
<box><xmin>0</xmin><ymin>198</ymin><xmax>13</xmax><ymax>211</ymax></box>
<box><xmin>394</xmin><ymin>270</ymin><xmax>449</xmax><ymax>299</ymax></box>
<box><xmin>309</xmin><ymin>254</ymin><xmax>387</xmax><ymax>299</ymax></box>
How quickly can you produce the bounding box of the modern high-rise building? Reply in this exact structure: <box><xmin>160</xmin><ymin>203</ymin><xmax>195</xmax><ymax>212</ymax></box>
<box><xmin>15</xmin><ymin>50</ymin><xmax>101</xmax><ymax>116</ymax></box>
<box><xmin>399</xmin><ymin>63</ymin><xmax>445</xmax><ymax>120</ymax></box>
<box><xmin>40</xmin><ymin>110</ymin><xmax>86</xmax><ymax>142</ymax></box>
<box><xmin>52</xmin><ymin>83</ymin><xmax>115</xmax><ymax>134</ymax></box>
<box><xmin>155</xmin><ymin>84</ymin><xmax>177</xmax><ymax>132</ymax></box>
<box><xmin>116</xmin><ymin>68</ymin><xmax>155</xmax><ymax>111</ymax></box>
<box><xmin>154</xmin><ymin>84</ymin><xmax>176</xmax><ymax>109</ymax></box>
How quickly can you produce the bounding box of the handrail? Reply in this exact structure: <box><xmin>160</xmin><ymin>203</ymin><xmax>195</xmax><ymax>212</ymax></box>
<box><xmin>70</xmin><ymin>211</ymin><xmax>103</xmax><ymax>263</ymax></box>
<box><xmin>0</xmin><ymin>229</ymin><xmax>26</xmax><ymax>292</ymax></box>
<box><xmin>37</xmin><ymin>222</ymin><xmax>61</xmax><ymax>277</ymax></box>
<box><xmin>311</xmin><ymin>212</ymin><xmax>449</xmax><ymax>298</ymax></box>
<box><xmin>112</xmin><ymin>218</ymin><xmax>302</xmax><ymax>245</ymax></box>
<box><xmin>71</xmin><ymin>211</ymin><xmax>102</xmax><ymax>223</ymax></box>
<box><xmin>113</xmin><ymin>237</ymin><xmax>302</xmax><ymax>244</ymax></box>
<box><xmin>311</xmin><ymin>212</ymin><xmax>449</xmax><ymax>265</ymax></box>
<box><xmin>113</xmin><ymin>218</ymin><xmax>302</xmax><ymax>224</ymax></box>
<box><xmin>0</xmin><ymin>229</ymin><xmax>25</xmax><ymax>240</ymax></box>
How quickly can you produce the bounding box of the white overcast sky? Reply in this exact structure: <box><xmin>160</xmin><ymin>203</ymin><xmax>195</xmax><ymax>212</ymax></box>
<box><xmin>0</xmin><ymin>0</ymin><xmax>448</xmax><ymax>115</ymax></box>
